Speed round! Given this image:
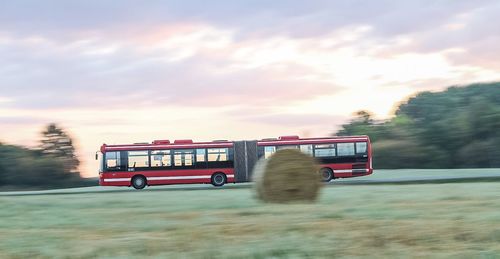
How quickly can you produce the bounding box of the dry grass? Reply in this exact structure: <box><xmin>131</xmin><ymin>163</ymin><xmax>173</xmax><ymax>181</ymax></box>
<box><xmin>253</xmin><ymin>149</ymin><xmax>322</xmax><ymax>203</ymax></box>
<box><xmin>1</xmin><ymin>177</ymin><xmax>500</xmax><ymax>258</ymax></box>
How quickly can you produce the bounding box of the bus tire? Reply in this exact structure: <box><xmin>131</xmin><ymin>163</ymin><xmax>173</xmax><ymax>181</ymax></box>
<box><xmin>131</xmin><ymin>175</ymin><xmax>147</xmax><ymax>189</ymax></box>
<box><xmin>320</xmin><ymin>168</ymin><xmax>333</xmax><ymax>182</ymax></box>
<box><xmin>211</xmin><ymin>173</ymin><xmax>226</xmax><ymax>187</ymax></box>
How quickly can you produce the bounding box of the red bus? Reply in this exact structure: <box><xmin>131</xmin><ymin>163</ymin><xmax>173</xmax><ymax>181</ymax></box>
<box><xmin>257</xmin><ymin>135</ymin><xmax>373</xmax><ymax>182</ymax></box>
<box><xmin>97</xmin><ymin>135</ymin><xmax>372</xmax><ymax>189</ymax></box>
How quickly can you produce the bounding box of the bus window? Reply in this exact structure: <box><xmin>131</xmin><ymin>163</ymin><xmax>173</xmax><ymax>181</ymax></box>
<box><xmin>356</xmin><ymin>142</ymin><xmax>367</xmax><ymax>154</ymax></box>
<box><xmin>337</xmin><ymin>143</ymin><xmax>355</xmax><ymax>156</ymax></box>
<box><xmin>174</xmin><ymin>149</ymin><xmax>194</xmax><ymax>166</ymax></box>
<box><xmin>151</xmin><ymin>150</ymin><xmax>171</xmax><ymax>167</ymax></box>
<box><xmin>196</xmin><ymin>149</ymin><xmax>206</xmax><ymax>162</ymax></box>
<box><xmin>277</xmin><ymin>145</ymin><xmax>299</xmax><ymax>150</ymax></box>
<box><xmin>208</xmin><ymin>148</ymin><xmax>228</xmax><ymax>162</ymax></box>
<box><xmin>106</xmin><ymin>151</ymin><xmax>121</xmax><ymax>169</ymax></box>
<box><xmin>300</xmin><ymin>145</ymin><xmax>313</xmax><ymax>156</ymax></box>
<box><xmin>128</xmin><ymin>151</ymin><xmax>149</xmax><ymax>168</ymax></box>
<box><xmin>314</xmin><ymin>144</ymin><xmax>336</xmax><ymax>157</ymax></box>
<box><xmin>264</xmin><ymin>146</ymin><xmax>276</xmax><ymax>159</ymax></box>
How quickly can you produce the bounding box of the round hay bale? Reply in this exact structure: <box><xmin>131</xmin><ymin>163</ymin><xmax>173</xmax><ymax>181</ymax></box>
<box><xmin>252</xmin><ymin>149</ymin><xmax>322</xmax><ymax>203</ymax></box>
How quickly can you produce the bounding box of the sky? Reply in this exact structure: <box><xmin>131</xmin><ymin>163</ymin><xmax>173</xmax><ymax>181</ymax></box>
<box><xmin>1</xmin><ymin>0</ymin><xmax>500</xmax><ymax>177</ymax></box>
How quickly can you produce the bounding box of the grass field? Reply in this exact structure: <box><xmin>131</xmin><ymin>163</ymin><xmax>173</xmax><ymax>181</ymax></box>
<box><xmin>2</xmin><ymin>171</ymin><xmax>500</xmax><ymax>258</ymax></box>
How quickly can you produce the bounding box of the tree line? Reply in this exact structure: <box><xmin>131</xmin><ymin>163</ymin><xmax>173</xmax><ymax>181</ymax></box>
<box><xmin>336</xmin><ymin>82</ymin><xmax>500</xmax><ymax>168</ymax></box>
<box><xmin>0</xmin><ymin>124</ymin><xmax>93</xmax><ymax>190</ymax></box>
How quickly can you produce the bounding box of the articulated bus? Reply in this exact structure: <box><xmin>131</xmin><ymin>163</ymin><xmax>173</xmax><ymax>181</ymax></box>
<box><xmin>97</xmin><ymin>135</ymin><xmax>372</xmax><ymax>189</ymax></box>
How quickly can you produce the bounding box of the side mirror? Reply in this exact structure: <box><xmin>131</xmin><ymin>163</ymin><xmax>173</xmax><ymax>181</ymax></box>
<box><xmin>95</xmin><ymin>152</ymin><xmax>99</xmax><ymax>160</ymax></box>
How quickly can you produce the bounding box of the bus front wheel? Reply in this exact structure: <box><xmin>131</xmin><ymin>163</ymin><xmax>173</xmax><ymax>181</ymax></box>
<box><xmin>320</xmin><ymin>168</ymin><xmax>333</xmax><ymax>182</ymax></box>
<box><xmin>211</xmin><ymin>173</ymin><xmax>226</xmax><ymax>187</ymax></box>
<box><xmin>131</xmin><ymin>175</ymin><xmax>147</xmax><ymax>189</ymax></box>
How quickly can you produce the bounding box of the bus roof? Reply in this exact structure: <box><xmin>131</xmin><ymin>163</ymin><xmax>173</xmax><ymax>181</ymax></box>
<box><xmin>257</xmin><ymin>135</ymin><xmax>370</xmax><ymax>146</ymax></box>
<box><xmin>101</xmin><ymin>139</ymin><xmax>233</xmax><ymax>152</ymax></box>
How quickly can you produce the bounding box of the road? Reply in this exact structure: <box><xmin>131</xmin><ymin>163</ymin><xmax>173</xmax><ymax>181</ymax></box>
<box><xmin>334</xmin><ymin>168</ymin><xmax>500</xmax><ymax>184</ymax></box>
<box><xmin>1</xmin><ymin>168</ymin><xmax>499</xmax><ymax>196</ymax></box>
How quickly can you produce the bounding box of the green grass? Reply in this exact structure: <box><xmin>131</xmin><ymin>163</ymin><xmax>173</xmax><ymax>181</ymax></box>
<box><xmin>2</xmin><ymin>181</ymin><xmax>500</xmax><ymax>258</ymax></box>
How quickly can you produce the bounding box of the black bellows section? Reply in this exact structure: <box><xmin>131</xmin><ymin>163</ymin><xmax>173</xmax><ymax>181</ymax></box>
<box><xmin>246</xmin><ymin>141</ymin><xmax>258</xmax><ymax>180</ymax></box>
<box><xmin>234</xmin><ymin>141</ymin><xmax>258</xmax><ymax>182</ymax></box>
<box><xmin>233</xmin><ymin>141</ymin><xmax>246</xmax><ymax>182</ymax></box>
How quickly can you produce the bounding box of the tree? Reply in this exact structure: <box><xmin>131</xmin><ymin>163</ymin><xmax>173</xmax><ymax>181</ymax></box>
<box><xmin>0</xmin><ymin>142</ymin><xmax>4</xmax><ymax>186</ymax></box>
<box><xmin>372</xmin><ymin>140</ymin><xmax>448</xmax><ymax>169</ymax></box>
<box><xmin>334</xmin><ymin>82</ymin><xmax>500</xmax><ymax>168</ymax></box>
<box><xmin>337</xmin><ymin>110</ymin><xmax>388</xmax><ymax>142</ymax></box>
<box><xmin>0</xmin><ymin>142</ymin><xmax>85</xmax><ymax>188</ymax></box>
<box><xmin>337</xmin><ymin>110</ymin><xmax>374</xmax><ymax>136</ymax></box>
<box><xmin>40</xmin><ymin>123</ymin><xmax>80</xmax><ymax>173</ymax></box>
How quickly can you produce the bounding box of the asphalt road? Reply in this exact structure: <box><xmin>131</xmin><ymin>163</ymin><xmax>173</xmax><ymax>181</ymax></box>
<box><xmin>1</xmin><ymin>169</ymin><xmax>500</xmax><ymax>196</ymax></box>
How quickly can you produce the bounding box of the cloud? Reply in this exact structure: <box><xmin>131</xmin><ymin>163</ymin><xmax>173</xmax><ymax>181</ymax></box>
<box><xmin>4</xmin><ymin>1</ymin><xmax>496</xmax><ymax>40</ymax></box>
<box><xmin>232</xmin><ymin>110</ymin><xmax>348</xmax><ymax>127</ymax></box>
<box><xmin>0</xmin><ymin>116</ymin><xmax>43</xmax><ymax>125</ymax></box>
<box><xmin>0</xmin><ymin>24</ymin><xmax>349</xmax><ymax>110</ymax></box>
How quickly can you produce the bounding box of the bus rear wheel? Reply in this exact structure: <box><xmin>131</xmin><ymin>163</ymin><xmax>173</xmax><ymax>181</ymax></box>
<box><xmin>320</xmin><ymin>168</ymin><xmax>333</xmax><ymax>182</ymax></box>
<box><xmin>211</xmin><ymin>173</ymin><xmax>226</xmax><ymax>187</ymax></box>
<box><xmin>132</xmin><ymin>175</ymin><xmax>147</xmax><ymax>189</ymax></box>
